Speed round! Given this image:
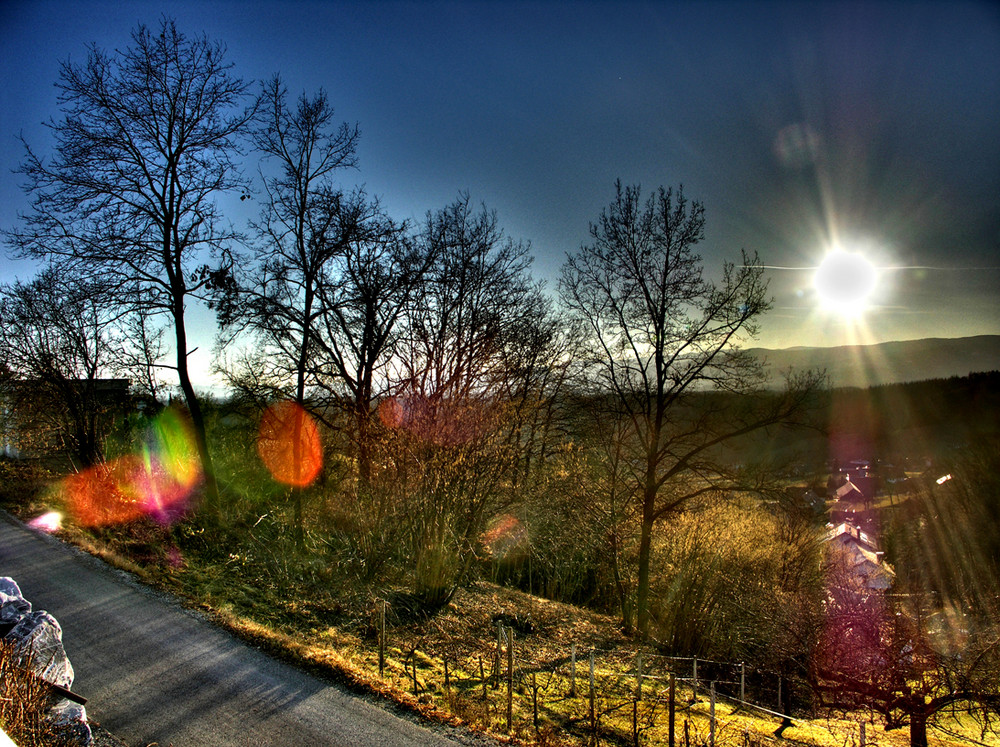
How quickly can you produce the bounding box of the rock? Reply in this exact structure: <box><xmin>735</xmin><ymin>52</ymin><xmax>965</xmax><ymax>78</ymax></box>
<box><xmin>48</xmin><ymin>700</ymin><xmax>93</xmax><ymax>746</ymax></box>
<box><xmin>0</xmin><ymin>577</ymin><xmax>32</xmax><ymax>635</ymax></box>
<box><xmin>0</xmin><ymin>577</ymin><xmax>91</xmax><ymax>745</ymax></box>
<box><xmin>4</xmin><ymin>610</ymin><xmax>75</xmax><ymax>688</ymax></box>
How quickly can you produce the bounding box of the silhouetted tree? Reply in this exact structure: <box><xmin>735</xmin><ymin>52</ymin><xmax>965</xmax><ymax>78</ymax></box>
<box><xmin>223</xmin><ymin>76</ymin><xmax>359</xmax><ymax>403</ymax></box>
<box><xmin>7</xmin><ymin>19</ymin><xmax>256</xmax><ymax>513</ymax></box>
<box><xmin>218</xmin><ymin>77</ymin><xmax>360</xmax><ymax>541</ymax></box>
<box><xmin>560</xmin><ymin>181</ymin><xmax>824</xmax><ymax>636</ymax></box>
<box><xmin>384</xmin><ymin>194</ymin><xmax>547</xmax><ymax>607</ymax></box>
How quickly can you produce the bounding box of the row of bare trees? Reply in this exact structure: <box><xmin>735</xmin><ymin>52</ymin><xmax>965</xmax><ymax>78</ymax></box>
<box><xmin>1</xmin><ymin>18</ymin><xmax>823</xmax><ymax>632</ymax></box>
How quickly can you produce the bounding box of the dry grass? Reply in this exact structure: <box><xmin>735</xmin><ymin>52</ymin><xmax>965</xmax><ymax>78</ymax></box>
<box><xmin>0</xmin><ymin>641</ymin><xmax>67</xmax><ymax>747</ymax></box>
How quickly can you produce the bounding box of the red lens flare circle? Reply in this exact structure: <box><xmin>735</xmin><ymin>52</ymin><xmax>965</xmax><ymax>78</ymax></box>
<box><xmin>256</xmin><ymin>401</ymin><xmax>323</xmax><ymax>487</ymax></box>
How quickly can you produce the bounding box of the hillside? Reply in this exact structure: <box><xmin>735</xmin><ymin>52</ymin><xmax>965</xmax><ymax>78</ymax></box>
<box><xmin>747</xmin><ymin>335</ymin><xmax>1000</xmax><ymax>388</ymax></box>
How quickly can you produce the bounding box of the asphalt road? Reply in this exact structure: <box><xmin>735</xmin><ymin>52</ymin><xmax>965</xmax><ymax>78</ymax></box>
<box><xmin>0</xmin><ymin>511</ymin><xmax>489</xmax><ymax>747</ymax></box>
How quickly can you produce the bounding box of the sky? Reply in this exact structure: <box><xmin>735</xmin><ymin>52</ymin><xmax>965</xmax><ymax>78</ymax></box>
<box><xmin>2</xmin><ymin>0</ymin><xmax>999</xmax><ymax>388</ymax></box>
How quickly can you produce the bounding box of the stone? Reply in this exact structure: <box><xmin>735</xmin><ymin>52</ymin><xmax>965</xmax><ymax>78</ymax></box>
<box><xmin>0</xmin><ymin>577</ymin><xmax>91</xmax><ymax>745</ymax></box>
<box><xmin>0</xmin><ymin>577</ymin><xmax>32</xmax><ymax>634</ymax></box>
<box><xmin>48</xmin><ymin>700</ymin><xmax>94</xmax><ymax>746</ymax></box>
<box><xmin>4</xmin><ymin>610</ymin><xmax>75</xmax><ymax>688</ymax></box>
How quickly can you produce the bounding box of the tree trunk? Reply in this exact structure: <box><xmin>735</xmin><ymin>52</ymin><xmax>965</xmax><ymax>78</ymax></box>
<box><xmin>636</xmin><ymin>485</ymin><xmax>656</xmax><ymax>638</ymax></box>
<box><xmin>174</xmin><ymin>311</ymin><xmax>220</xmax><ymax>519</ymax></box>
<box><xmin>909</xmin><ymin>713</ymin><xmax>928</xmax><ymax>747</ymax></box>
<box><xmin>609</xmin><ymin>526</ymin><xmax>633</xmax><ymax>634</ymax></box>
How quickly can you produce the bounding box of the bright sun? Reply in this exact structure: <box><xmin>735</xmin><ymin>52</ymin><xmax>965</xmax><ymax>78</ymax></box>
<box><xmin>814</xmin><ymin>249</ymin><xmax>879</xmax><ymax>317</ymax></box>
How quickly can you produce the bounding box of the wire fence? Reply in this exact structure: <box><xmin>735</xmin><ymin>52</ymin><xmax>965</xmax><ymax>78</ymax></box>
<box><xmin>371</xmin><ymin>603</ymin><xmax>885</xmax><ymax>747</ymax></box>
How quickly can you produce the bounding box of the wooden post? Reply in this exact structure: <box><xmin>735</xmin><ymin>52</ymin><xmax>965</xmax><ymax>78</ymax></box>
<box><xmin>693</xmin><ymin>657</ymin><xmax>698</xmax><ymax>699</ymax></box>
<box><xmin>411</xmin><ymin>652</ymin><xmax>419</xmax><ymax>695</ymax></box>
<box><xmin>570</xmin><ymin>643</ymin><xmax>577</xmax><ymax>697</ymax></box>
<box><xmin>507</xmin><ymin>628</ymin><xmax>514</xmax><ymax>733</ymax></box>
<box><xmin>379</xmin><ymin>600</ymin><xmax>387</xmax><ymax>677</ymax></box>
<box><xmin>635</xmin><ymin>651</ymin><xmax>643</xmax><ymax>701</ymax></box>
<box><xmin>709</xmin><ymin>682</ymin><xmax>716</xmax><ymax>747</ymax></box>
<box><xmin>444</xmin><ymin>658</ymin><xmax>450</xmax><ymax>693</ymax></box>
<box><xmin>740</xmin><ymin>661</ymin><xmax>745</xmax><ymax>703</ymax></box>
<box><xmin>668</xmin><ymin>673</ymin><xmax>676</xmax><ymax>747</ymax></box>
<box><xmin>589</xmin><ymin>649</ymin><xmax>596</xmax><ymax>737</ymax></box>
<box><xmin>684</xmin><ymin>718</ymin><xmax>690</xmax><ymax>747</ymax></box>
<box><xmin>532</xmin><ymin>671</ymin><xmax>539</xmax><ymax>730</ymax></box>
<box><xmin>632</xmin><ymin>698</ymin><xmax>639</xmax><ymax>747</ymax></box>
<box><xmin>479</xmin><ymin>656</ymin><xmax>487</xmax><ymax>701</ymax></box>
<box><xmin>860</xmin><ymin>722</ymin><xmax>866</xmax><ymax>747</ymax></box>
<box><xmin>777</xmin><ymin>674</ymin><xmax>783</xmax><ymax>712</ymax></box>
<box><xmin>495</xmin><ymin>622</ymin><xmax>503</xmax><ymax>689</ymax></box>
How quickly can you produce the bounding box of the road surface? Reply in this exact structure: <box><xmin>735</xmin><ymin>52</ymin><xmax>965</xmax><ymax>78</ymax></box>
<box><xmin>0</xmin><ymin>511</ymin><xmax>489</xmax><ymax>746</ymax></box>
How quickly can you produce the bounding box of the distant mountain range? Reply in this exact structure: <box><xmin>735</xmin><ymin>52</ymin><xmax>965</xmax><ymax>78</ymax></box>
<box><xmin>746</xmin><ymin>335</ymin><xmax>1000</xmax><ymax>389</ymax></box>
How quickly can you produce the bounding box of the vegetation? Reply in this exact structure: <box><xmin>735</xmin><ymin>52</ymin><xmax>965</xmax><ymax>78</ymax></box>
<box><xmin>0</xmin><ymin>642</ymin><xmax>67</xmax><ymax>747</ymax></box>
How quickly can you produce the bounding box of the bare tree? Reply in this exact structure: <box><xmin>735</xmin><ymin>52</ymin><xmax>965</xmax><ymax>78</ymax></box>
<box><xmin>7</xmin><ymin>19</ymin><xmax>256</xmax><ymax>512</ymax></box>
<box><xmin>560</xmin><ymin>181</ymin><xmax>823</xmax><ymax>637</ymax></box>
<box><xmin>383</xmin><ymin>195</ymin><xmax>546</xmax><ymax>607</ymax></box>
<box><xmin>225</xmin><ymin>76</ymin><xmax>359</xmax><ymax>404</ymax></box>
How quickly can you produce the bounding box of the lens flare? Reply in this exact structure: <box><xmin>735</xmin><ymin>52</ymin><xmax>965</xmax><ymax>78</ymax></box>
<box><xmin>378</xmin><ymin>395</ymin><xmax>489</xmax><ymax>446</ymax></box>
<box><xmin>256</xmin><ymin>401</ymin><xmax>323</xmax><ymax>487</ymax></box>
<box><xmin>62</xmin><ymin>455</ymin><xmax>151</xmax><ymax>526</ymax></box>
<box><xmin>480</xmin><ymin>514</ymin><xmax>528</xmax><ymax>561</ymax></box>
<box><xmin>58</xmin><ymin>406</ymin><xmax>202</xmax><ymax>527</ymax></box>
<box><xmin>150</xmin><ymin>407</ymin><xmax>202</xmax><ymax>494</ymax></box>
<box><xmin>28</xmin><ymin>511</ymin><xmax>63</xmax><ymax>533</ymax></box>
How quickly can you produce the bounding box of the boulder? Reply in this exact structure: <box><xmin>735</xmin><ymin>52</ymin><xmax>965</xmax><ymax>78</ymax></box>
<box><xmin>5</xmin><ymin>610</ymin><xmax>75</xmax><ymax>688</ymax></box>
<box><xmin>0</xmin><ymin>578</ymin><xmax>32</xmax><ymax>635</ymax></box>
<box><xmin>0</xmin><ymin>577</ymin><xmax>91</xmax><ymax>745</ymax></box>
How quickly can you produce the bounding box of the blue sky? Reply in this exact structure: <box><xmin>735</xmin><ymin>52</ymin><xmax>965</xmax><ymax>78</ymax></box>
<box><xmin>2</xmin><ymin>0</ymin><xmax>999</xmax><ymax>384</ymax></box>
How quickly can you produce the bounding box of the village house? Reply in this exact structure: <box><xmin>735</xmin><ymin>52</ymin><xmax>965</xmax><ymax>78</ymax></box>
<box><xmin>825</xmin><ymin>522</ymin><xmax>895</xmax><ymax>591</ymax></box>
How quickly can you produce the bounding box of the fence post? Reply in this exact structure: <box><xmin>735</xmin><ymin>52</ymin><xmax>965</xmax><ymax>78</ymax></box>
<box><xmin>507</xmin><ymin>627</ymin><xmax>514</xmax><ymax>733</ymax></box>
<box><xmin>777</xmin><ymin>674</ymin><xmax>783</xmax><ymax>712</ymax></box>
<box><xmin>740</xmin><ymin>661</ymin><xmax>745</xmax><ymax>704</ymax></box>
<box><xmin>684</xmin><ymin>718</ymin><xmax>690</xmax><ymax>747</ymax></box>
<box><xmin>668</xmin><ymin>673</ymin><xmax>676</xmax><ymax>747</ymax></box>
<box><xmin>709</xmin><ymin>681</ymin><xmax>716</xmax><ymax>747</ymax></box>
<box><xmin>860</xmin><ymin>722</ymin><xmax>866</xmax><ymax>747</ymax></box>
<box><xmin>570</xmin><ymin>643</ymin><xmax>577</xmax><ymax>697</ymax></box>
<box><xmin>633</xmin><ymin>698</ymin><xmax>639</xmax><ymax>747</ymax></box>
<box><xmin>411</xmin><ymin>651</ymin><xmax>419</xmax><ymax>695</ymax></box>
<box><xmin>693</xmin><ymin>657</ymin><xmax>699</xmax><ymax>700</ymax></box>
<box><xmin>479</xmin><ymin>656</ymin><xmax>487</xmax><ymax>702</ymax></box>
<box><xmin>378</xmin><ymin>600</ymin><xmax>386</xmax><ymax>677</ymax></box>
<box><xmin>635</xmin><ymin>651</ymin><xmax>643</xmax><ymax>701</ymax></box>
<box><xmin>495</xmin><ymin>622</ymin><xmax>503</xmax><ymax>689</ymax></box>
<box><xmin>532</xmin><ymin>671</ymin><xmax>539</xmax><ymax>730</ymax></box>
<box><xmin>444</xmin><ymin>658</ymin><xmax>450</xmax><ymax>694</ymax></box>
<box><xmin>589</xmin><ymin>649</ymin><xmax>596</xmax><ymax>737</ymax></box>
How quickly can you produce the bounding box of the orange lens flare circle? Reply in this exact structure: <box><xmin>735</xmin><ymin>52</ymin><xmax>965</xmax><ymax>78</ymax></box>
<box><xmin>257</xmin><ymin>401</ymin><xmax>323</xmax><ymax>487</ymax></box>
